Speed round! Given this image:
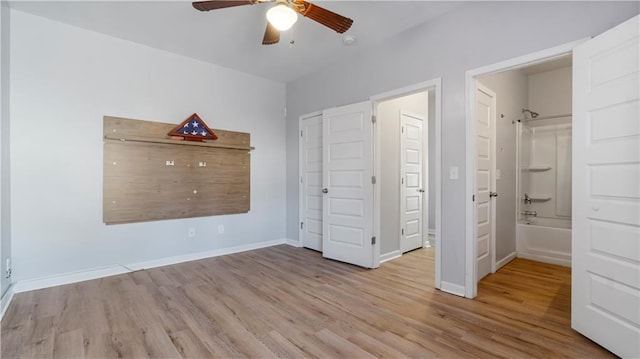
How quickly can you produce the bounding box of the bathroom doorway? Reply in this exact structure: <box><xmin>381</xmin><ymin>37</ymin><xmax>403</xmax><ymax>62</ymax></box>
<box><xmin>464</xmin><ymin>39</ymin><xmax>582</xmax><ymax>297</ymax></box>
<box><xmin>465</xmin><ymin>16</ymin><xmax>639</xmax><ymax>357</ymax></box>
<box><xmin>476</xmin><ymin>54</ymin><xmax>573</xmax><ymax>282</ymax></box>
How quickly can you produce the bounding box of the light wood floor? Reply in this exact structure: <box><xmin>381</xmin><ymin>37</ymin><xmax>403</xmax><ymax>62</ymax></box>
<box><xmin>1</xmin><ymin>245</ymin><xmax>612</xmax><ymax>358</ymax></box>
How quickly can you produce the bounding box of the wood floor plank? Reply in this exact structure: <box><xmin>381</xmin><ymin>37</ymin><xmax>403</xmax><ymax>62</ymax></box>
<box><xmin>263</xmin><ymin>330</ymin><xmax>310</xmax><ymax>358</ymax></box>
<box><xmin>52</xmin><ymin>329</ymin><xmax>85</xmax><ymax>359</ymax></box>
<box><xmin>1</xmin><ymin>246</ymin><xmax>614</xmax><ymax>358</ymax></box>
<box><xmin>346</xmin><ymin>331</ymin><xmax>408</xmax><ymax>359</ymax></box>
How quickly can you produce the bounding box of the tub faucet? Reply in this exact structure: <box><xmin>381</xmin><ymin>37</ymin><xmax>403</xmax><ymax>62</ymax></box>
<box><xmin>524</xmin><ymin>193</ymin><xmax>532</xmax><ymax>204</ymax></box>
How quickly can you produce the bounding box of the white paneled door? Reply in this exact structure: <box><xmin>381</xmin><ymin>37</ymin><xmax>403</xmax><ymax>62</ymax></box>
<box><xmin>400</xmin><ymin>112</ymin><xmax>425</xmax><ymax>253</ymax></box>
<box><xmin>322</xmin><ymin>101</ymin><xmax>374</xmax><ymax>268</ymax></box>
<box><xmin>299</xmin><ymin>113</ymin><xmax>323</xmax><ymax>251</ymax></box>
<box><xmin>572</xmin><ymin>15</ymin><xmax>640</xmax><ymax>358</ymax></box>
<box><xmin>475</xmin><ymin>83</ymin><xmax>497</xmax><ymax>282</ymax></box>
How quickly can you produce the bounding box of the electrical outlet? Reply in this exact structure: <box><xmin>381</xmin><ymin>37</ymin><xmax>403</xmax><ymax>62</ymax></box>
<box><xmin>188</xmin><ymin>228</ymin><xmax>196</xmax><ymax>238</ymax></box>
<box><xmin>218</xmin><ymin>224</ymin><xmax>224</xmax><ymax>234</ymax></box>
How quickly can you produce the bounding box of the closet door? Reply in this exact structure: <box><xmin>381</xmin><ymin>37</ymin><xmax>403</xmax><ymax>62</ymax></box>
<box><xmin>400</xmin><ymin>112</ymin><xmax>425</xmax><ymax>253</ymax></box>
<box><xmin>322</xmin><ymin>101</ymin><xmax>374</xmax><ymax>268</ymax></box>
<box><xmin>299</xmin><ymin>113</ymin><xmax>323</xmax><ymax>251</ymax></box>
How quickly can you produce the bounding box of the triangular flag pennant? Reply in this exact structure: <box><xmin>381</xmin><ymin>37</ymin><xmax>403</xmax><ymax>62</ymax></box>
<box><xmin>168</xmin><ymin>113</ymin><xmax>218</xmax><ymax>141</ymax></box>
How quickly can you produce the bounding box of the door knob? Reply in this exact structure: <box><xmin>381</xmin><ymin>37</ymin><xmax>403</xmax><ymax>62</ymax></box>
<box><xmin>322</xmin><ymin>188</ymin><xmax>328</xmax><ymax>194</ymax></box>
<box><xmin>490</xmin><ymin>192</ymin><xmax>498</xmax><ymax>198</ymax></box>
<box><xmin>416</xmin><ymin>188</ymin><xmax>425</xmax><ymax>193</ymax></box>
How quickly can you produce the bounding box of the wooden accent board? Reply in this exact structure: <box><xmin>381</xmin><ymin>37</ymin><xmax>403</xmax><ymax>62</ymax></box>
<box><xmin>103</xmin><ymin>116</ymin><xmax>250</xmax><ymax>224</ymax></box>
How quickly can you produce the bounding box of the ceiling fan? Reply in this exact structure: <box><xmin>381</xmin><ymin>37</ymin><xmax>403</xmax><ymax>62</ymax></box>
<box><xmin>192</xmin><ymin>0</ymin><xmax>354</xmax><ymax>45</ymax></box>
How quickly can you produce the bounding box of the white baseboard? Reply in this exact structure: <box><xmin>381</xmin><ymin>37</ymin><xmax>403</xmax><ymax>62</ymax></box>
<box><xmin>427</xmin><ymin>229</ymin><xmax>436</xmax><ymax>248</ymax></box>
<box><xmin>380</xmin><ymin>250</ymin><xmax>402</xmax><ymax>263</ymax></box>
<box><xmin>439</xmin><ymin>280</ymin><xmax>466</xmax><ymax>297</ymax></box>
<box><xmin>496</xmin><ymin>252</ymin><xmax>517</xmax><ymax>271</ymax></box>
<box><xmin>0</xmin><ymin>285</ymin><xmax>15</xmax><ymax>322</ymax></box>
<box><xmin>285</xmin><ymin>238</ymin><xmax>302</xmax><ymax>247</ymax></box>
<box><xmin>127</xmin><ymin>238</ymin><xmax>285</xmax><ymax>271</ymax></box>
<box><xmin>14</xmin><ymin>266</ymin><xmax>129</xmax><ymax>294</ymax></box>
<box><xmin>13</xmin><ymin>238</ymin><xmax>287</xmax><ymax>294</ymax></box>
<box><xmin>517</xmin><ymin>252</ymin><xmax>571</xmax><ymax>267</ymax></box>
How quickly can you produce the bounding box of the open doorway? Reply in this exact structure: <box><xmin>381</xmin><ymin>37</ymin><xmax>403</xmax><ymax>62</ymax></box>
<box><xmin>474</xmin><ymin>54</ymin><xmax>573</xmax><ymax>283</ymax></box>
<box><xmin>371</xmin><ymin>79</ymin><xmax>442</xmax><ymax>290</ymax></box>
<box><xmin>297</xmin><ymin>78</ymin><xmax>443</xmax><ymax>290</ymax></box>
<box><xmin>464</xmin><ymin>40</ymin><xmax>582</xmax><ymax>298</ymax></box>
<box><xmin>377</xmin><ymin>92</ymin><xmax>430</xmax><ymax>258</ymax></box>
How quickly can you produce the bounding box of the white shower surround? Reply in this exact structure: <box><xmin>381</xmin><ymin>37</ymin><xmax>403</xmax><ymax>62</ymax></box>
<box><xmin>516</xmin><ymin>65</ymin><xmax>573</xmax><ymax>267</ymax></box>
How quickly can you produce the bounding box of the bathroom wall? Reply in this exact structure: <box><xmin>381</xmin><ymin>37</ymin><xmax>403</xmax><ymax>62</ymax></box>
<box><xmin>529</xmin><ymin>67</ymin><xmax>572</xmax><ymax>115</ymax></box>
<box><xmin>478</xmin><ymin>69</ymin><xmax>528</xmax><ymax>267</ymax></box>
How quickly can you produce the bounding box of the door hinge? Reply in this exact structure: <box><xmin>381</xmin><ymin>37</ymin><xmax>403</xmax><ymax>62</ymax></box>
<box><xmin>401</xmin><ymin>177</ymin><xmax>404</xmax><ymax>184</ymax></box>
<box><xmin>300</xmin><ymin>130</ymin><xmax>303</xmax><ymax>137</ymax></box>
<box><xmin>372</xmin><ymin>176</ymin><xmax>376</xmax><ymax>184</ymax></box>
<box><xmin>401</xmin><ymin>228</ymin><xmax>404</xmax><ymax>235</ymax></box>
<box><xmin>300</xmin><ymin>222</ymin><xmax>304</xmax><ymax>230</ymax></box>
<box><xmin>371</xmin><ymin>115</ymin><xmax>377</xmax><ymax>124</ymax></box>
<box><xmin>371</xmin><ymin>236</ymin><xmax>376</xmax><ymax>245</ymax></box>
<box><xmin>300</xmin><ymin>176</ymin><xmax>303</xmax><ymax>184</ymax></box>
<box><xmin>401</xmin><ymin>126</ymin><xmax>404</xmax><ymax>133</ymax></box>
<box><xmin>473</xmin><ymin>194</ymin><xmax>476</xmax><ymax>202</ymax></box>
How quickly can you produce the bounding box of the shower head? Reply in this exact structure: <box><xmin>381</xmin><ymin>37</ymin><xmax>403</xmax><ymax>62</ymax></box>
<box><xmin>522</xmin><ymin>108</ymin><xmax>540</xmax><ymax>119</ymax></box>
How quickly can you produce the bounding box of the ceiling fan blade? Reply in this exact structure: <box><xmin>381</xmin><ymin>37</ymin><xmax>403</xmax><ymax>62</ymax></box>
<box><xmin>192</xmin><ymin>1</ymin><xmax>256</xmax><ymax>11</ymax></box>
<box><xmin>262</xmin><ymin>22</ymin><xmax>280</xmax><ymax>45</ymax></box>
<box><xmin>294</xmin><ymin>1</ymin><xmax>353</xmax><ymax>34</ymax></box>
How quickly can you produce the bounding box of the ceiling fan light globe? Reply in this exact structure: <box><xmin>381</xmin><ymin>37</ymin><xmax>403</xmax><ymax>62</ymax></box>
<box><xmin>266</xmin><ymin>4</ymin><xmax>298</xmax><ymax>31</ymax></box>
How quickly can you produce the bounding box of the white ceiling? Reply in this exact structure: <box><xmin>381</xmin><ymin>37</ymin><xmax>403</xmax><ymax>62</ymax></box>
<box><xmin>8</xmin><ymin>1</ymin><xmax>462</xmax><ymax>82</ymax></box>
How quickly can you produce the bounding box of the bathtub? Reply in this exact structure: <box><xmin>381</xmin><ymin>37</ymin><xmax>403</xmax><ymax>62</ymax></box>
<box><xmin>516</xmin><ymin>217</ymin><xmax>571</xmax><ymax>267</ymax></box>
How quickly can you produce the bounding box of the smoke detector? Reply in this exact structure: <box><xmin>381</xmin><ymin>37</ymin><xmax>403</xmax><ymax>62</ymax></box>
<box><xmin>342</xmin><ymin>34</ymin><xmax>357</xmax><ymax>46</ymax></box>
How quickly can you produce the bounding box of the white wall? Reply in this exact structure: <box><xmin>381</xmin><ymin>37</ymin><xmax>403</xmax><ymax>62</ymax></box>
<box><xmin>0</xmin><ymin>0</ymin><xmax>11</xmax><ymax>296</ymax></box>
<box><xmin>378</xmin><ymin>92</ymin><xmax>428</xmax><ymax>256</ymax></box>
<box><xmin>10</xmin><ymin>10</ymin><xmax>286</xmax><ymax>282</ymax></box>
<box><xmin>529</xmin><ymin>67</ymin><xmax>572</xmax><ymax>116</ymax></box>
<box><xmin>285</xmin><ymin>2</ymin><xmax>639</xmax><ymax>287</ymax></box>
<box><xmin>478</xmin><ymin>69</ymin><xmax>528</xmax><ymax>266</ymax></box>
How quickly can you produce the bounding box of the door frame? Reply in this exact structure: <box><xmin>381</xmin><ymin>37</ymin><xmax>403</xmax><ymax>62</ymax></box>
<box><xmin>371</xmin><ymin>78</ymin><xmax>442</xmax><ymax>289</ymax></box>
<box><xmin>399</xmin><ymin>110</ymin><xmax>428</xmax><ymax>254</ymax></box>
<box><xmin>464</xmin><ymin>39</ymin><xmax>588</xmax><ymax>298</ymax></box>
<box><xmin>298</xmin><ymin>111</ymin><xmax>323</xmax><ymax>249</ymax></box>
